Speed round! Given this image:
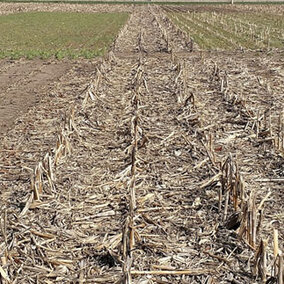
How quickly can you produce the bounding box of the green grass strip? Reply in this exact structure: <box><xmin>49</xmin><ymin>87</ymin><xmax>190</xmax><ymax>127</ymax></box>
<box><xmin>0</xmin><ymin>11</ymin><xmax>129</xmax><ymax>59</ymax></box>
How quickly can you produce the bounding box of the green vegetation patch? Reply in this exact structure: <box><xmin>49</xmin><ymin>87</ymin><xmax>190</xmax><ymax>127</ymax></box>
<box><xmin>168</xmin><ymin>11</ymin><xmax>284</xmax><ymax>50</ymax></box>
<box><xmin>0</xmin><ymin>11</ymin><xmax>129</xmax><ymax>59</ymax></box>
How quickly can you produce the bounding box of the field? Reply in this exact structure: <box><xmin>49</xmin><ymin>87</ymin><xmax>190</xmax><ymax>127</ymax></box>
<box><xmin>0</xmin><ymin>11</ymin><xmax>129</xmax><ymax>59</ymax></box>
<box><xmin>0</xmin><ymin>3</ymin><xmax>283</xmax><ymax>284</ymax></box>
<box><xmin>166</xmin><ymin>5</ymin><xmax>284</xmax><ymax>49</ymax></box>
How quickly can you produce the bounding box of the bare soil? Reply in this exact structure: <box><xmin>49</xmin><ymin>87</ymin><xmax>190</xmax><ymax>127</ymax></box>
<box><xmin>0</xmin><ymin>60</ymin><xmax>72</xmax><ymax>134</ymax></box>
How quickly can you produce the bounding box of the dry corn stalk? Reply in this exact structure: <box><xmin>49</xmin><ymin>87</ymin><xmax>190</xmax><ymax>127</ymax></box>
<box><xmin>122</xmin><ymin>58</ymin><xmax>148</xmax><ymax>283</ymax></box>
<box><xmin>220</xmin><ymin>154</ymin><xmax>246</xmax><ymax>218</ymax></box>
<box><xmin>275</xmin><ymin>110</ymin><xmax>284</xmax><ymax>156</ymax></box>
<box><xmin>129</xmin><ymin>115</ymin><xmax>139</xmax><ymax>215</ymax></box>
<box><xmin>32</xmin><ymin>162</ymin><xmax>43</xmax><ymax>201</ymax></box>
<box><xmin>274</xmin><ymin>229</ymin><xmax>279</xmax><ymax>260</ymax></box>
<box><xmin>54</xmin><ymin>132</ymin><xmax>71</xmax><ymax>166</ymax></box>
<box><xmin>82</xmin><ymin>84</ymin><xmax>96</xmax><ymax>108</ymax></box>
<box><xmin>272</xmin><ymin>229</ymin><xmax>284</xmax><ymax>283</ymax></box>
<box><xmin>254</xmin><ymin>239</ymin><xmax>268</xmax><ymax>282</ymax></box>
<box><xmin>43</xmin><ymin>153</ymin><xmax>54</xmax><ymax>183</ymax></box>
<box><xmin>173</xmin><ymin>60</ymin><xmax>193</xmax><ymax>105</ymax></box>
<box><xmin>238</xmin><ymin>190</ymin><xmax>263</xmax><ymax>249</ymax></box>
<box><xmin>278</xmin><ymin>253</ymin><xmax>284</xmax><ymax>284</ymax></box>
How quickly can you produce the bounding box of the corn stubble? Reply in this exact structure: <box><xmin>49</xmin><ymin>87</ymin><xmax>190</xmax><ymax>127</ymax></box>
<box><xmin>0</xmin><ymin>4</ymin><xmax>283</xmax><ymax>284</ymax></box>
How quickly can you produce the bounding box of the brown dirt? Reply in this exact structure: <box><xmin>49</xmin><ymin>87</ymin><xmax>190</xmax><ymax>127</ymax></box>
<box><xmin>0</xmin><ymin>60</ymin><xmax>71</xmax><ymax>134</ymax></box>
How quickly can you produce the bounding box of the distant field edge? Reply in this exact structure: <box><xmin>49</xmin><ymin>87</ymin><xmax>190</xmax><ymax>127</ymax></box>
<box><xmin>0</xmin><ymin>0</ymin><xmax>284</xmax><ymax>4</ymax></box>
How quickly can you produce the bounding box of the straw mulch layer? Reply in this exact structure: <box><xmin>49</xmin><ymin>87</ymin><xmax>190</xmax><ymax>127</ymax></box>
<box><xmin>0</xmin><ymin>4</ymin><xmax>283</xmax><ymax>284</ymax></box>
